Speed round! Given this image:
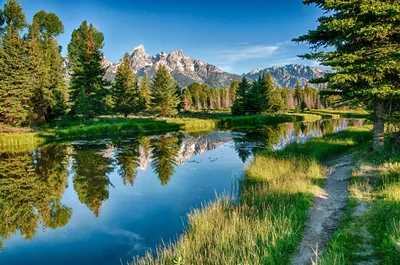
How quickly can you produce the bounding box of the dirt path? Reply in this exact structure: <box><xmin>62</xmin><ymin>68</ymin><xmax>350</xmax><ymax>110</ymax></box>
<box><xmin>290</xmin><ymin>155</ymin><xmax>353</xmax><ymax>265</ymax></box>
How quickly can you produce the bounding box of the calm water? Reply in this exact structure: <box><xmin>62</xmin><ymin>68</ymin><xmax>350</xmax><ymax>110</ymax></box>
<box><xmin>0</xmin><ymin>119</ymin><xmax>364</xmax><ymax>265</ymax></box>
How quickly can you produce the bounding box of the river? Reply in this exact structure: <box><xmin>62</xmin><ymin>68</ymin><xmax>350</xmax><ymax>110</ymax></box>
<box><xmin>0</xmin><ymin>119</ymin><xmax>364</xmax><ymax>265</ymax></box>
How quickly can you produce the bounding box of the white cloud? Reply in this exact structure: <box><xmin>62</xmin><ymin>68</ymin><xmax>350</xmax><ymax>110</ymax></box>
<box><xmin>217</xmin><ymin>45</ymin><xmax>279</xmax><ymax>66</ymax></box>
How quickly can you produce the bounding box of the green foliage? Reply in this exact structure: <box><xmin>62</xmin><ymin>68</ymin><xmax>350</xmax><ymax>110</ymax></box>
<box><xmin>113</xmin><ymin>53</ymin><xmax>141</xmax><ymax>117</ymax></box>
<box><xmin>28</xmin><ymin>10</ymin><xmax>68</xmax><ymax>124</ymax></box>
<box><xmin>258</xmin><ymin>72</ymin><xmax>273</xmax><ymax>113</ymax></box>
<box><xmin>72</xmin><ymin>144</ymin><xmax>114</xmax><ymax>217</ymax></box>
<box><xmin>150</xmin><ymin>136</ymin><xmax>180</xmax><ymax>185</ymax></box>
<box><xmin>139</xmin><ymin>73</ymin><xmax>151</xmax><ymax>111</ymax></box>
<box><xmin>1</xmin><ymin>0</ymin><xmax>26</xmax><ymax>34</ymax></box>
<box><xmin>68</xmin><ymin>21</ymin><xmax>109</xmax><ymax>119</ymax></box>
<box><xmin>231</xmin><ymin>77</ymin><xmax>251</xmax><ymax>116</ymax></box>
<box><xmin>151</xmin><ymin>65</ymin><xmax>180</xmax><ymax>117</ymax></box>
<box><xmin>0</xmin><ymin>31</ymin><xmax>32</xmax><ymax>125</ymax></box>
<box><xmin>0</xmin><ymin>145</ymin><xmax>72</xmax><ymax>244</ymax></box>
<box><xmin>294</xmin><ymin>0</ymin><xmax>400</xmax><ymax>150</ymax></box>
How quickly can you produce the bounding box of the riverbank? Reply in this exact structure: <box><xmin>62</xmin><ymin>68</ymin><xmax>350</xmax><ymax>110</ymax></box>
<box><xmin>318</xmin><ymin>145</ymin><xmax>400</xmax><ymax>264</ymax></box>
<box><xmin>132</xmin><ymin>127</ymin><xmax>372</xmax><ymax>265</ymax></box>
<box><xmin>0</xmin><ymin>112</ymin><xmax>323</xmax><ymax>149</ymax></box>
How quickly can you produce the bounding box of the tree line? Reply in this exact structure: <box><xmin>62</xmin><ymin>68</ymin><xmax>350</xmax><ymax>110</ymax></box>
<box><xmin>0</xmin><ymin>0</ymin><xmax>181</xmax><ymax>126</ymax></box>
<box><xmin>0</xmin><ymin>0</ymin><xmax>336</xmax><ymax>128</ymax></box>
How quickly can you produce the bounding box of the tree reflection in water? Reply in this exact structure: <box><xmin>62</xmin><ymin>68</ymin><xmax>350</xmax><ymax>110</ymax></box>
<box><xmin>0</xmin><ymin>145</ymin><xmax>71</xmax><ymax>249</ymax></box>
<box><xmin>150</xmin><ymin>136</ymin><xmax>180</xmax><ymax>186</ymax></box>
<box><xmin>72</xmin><ymin>144</ymin><xmax>114</xmax><ymax>218</ymax></box>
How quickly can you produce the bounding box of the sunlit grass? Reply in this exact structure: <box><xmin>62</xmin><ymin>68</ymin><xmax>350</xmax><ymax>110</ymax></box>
<box><xmin>0</xmin><ymin>133</ymin><xmax>46</xmax><ymax>153</ymax></box>
<box><xmin>318</xmin><ymin>146</ymin><xmax>400</xmax><ymax>265</ymax></box>
<box><xmin>133</xmin><ymin>127</ymin><xmax>372</xmax><ymax>265</ymax></box>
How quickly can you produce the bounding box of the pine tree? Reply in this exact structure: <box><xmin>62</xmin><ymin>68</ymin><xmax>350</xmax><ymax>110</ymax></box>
<box><xmin>113</xmin><ymin>53</ymin><xmax>140</xmax><ymax>117</ymax></box>
<box><xmin>258</xmin><ymin>72</ymin><xmax>273</xmax><ymax>113</ymax></box>
<box><xmin>174</xmin><ymin>83</ymin><xmax>183</xmax><ymax>113</ymax></box>
<box><xmin>231</xmin><ymin>77</ymin><xmax>251</xmax><ymax>115</ymax></box>
<box><xmin>67</xmin><ymin>21</ymin><xmax>109</xmax><ymax>120</ymax></box>
<box><xmin>294</xmin><ymin>81</ymin><xmax>303</xmax><ymax>107</ymax></box>
<box><xmin>150</xmin><ymin>65</ymin><xmax>179</xmax><ymax>117</ymax></box>
<box><xmin>28</xmin><ymin>10</ymin><xmax>67</xmax><ymax>124</ymax></box>
<box><xmin>139</xmin><ymin>73</ymin><xmax>151</xmax><ymax>111</ymax></box>
<box><xmin>246</xmin><ymin>80</ymin><xmax>261</xmax><ymax>114</ymax></box>
<box><xmin>0</xmin><ymin>0</ymin><xmax>32</xmax><ymax>126</ymax></box>
<box><xmin>294</xmin><ymin>0</ymin><xmax>400</xmax><ymax>151</ymax></box>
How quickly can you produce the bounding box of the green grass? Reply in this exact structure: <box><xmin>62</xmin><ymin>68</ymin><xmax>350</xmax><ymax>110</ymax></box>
<box><xmin>54</xmin><ymin>119</ymin><xmax>180</xmax><ymax>138</ymax></box>
<box><xmin>0</xmin><ymin>133</ymin><xmax>47</xmax><ymax>153</ymax></box>
<box><xmin>318</xmin><ymin>145</ymin><xmax>400</xmax><ymax>265</ymax></box>
<box><xmin>133</xmin><ymin>127</ymin><xmax>372</xmax><ymax>265</ymax></box>
<box><xmin>309</xmin><ymin>109</ymin><xmax>370</xmax><ymax>119</ymax></box>
<box><xmin>0</xmin><ymin>112</ymin><xmax>323</xmax><ymax>147</ymax></box>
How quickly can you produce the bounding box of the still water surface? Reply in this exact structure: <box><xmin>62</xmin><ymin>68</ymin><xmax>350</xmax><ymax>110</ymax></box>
<box><xmin>0</xmin><ymin>119</ymin><xmax>364</xmax><ymax>265</ymax></box>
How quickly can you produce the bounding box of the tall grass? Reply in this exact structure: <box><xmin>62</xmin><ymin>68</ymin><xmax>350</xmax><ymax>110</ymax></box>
<box><xmin>133</xmin><ymin>127</ymin><xmax>372</xmax><ymax>265</ymax></box>
<box><xmin>309</xmin><ymin>109</ymin><xmax>370</xmax><ymax>119</ymax></box>
<box><xmin>54</xmin><ymin>120</ymin><xmax>180</xmax><ymax>139</ymax></box>
<box><xmin>0</xmin><ymin>133</ymin><xmax>46</xmax><ymax>153</ymax></box>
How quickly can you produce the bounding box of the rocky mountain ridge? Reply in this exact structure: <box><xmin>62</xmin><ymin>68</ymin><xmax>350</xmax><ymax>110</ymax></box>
<box><xmin>66</xmin><ymin>44</ymin><xmax>327</xmax><ymax>89</ymax></box>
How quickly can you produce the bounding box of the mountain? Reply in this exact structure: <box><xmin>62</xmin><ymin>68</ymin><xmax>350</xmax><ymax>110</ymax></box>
<box><xmin>104</xmin><ymin>44</ymin><xmax>241</xmax><ymax>88</ymax></box>
<box><xmin>245</xmin><ymin>64</ymin><xmax>328</xmax><ymax>89</ymax></box>
<box><xmin>65</xmin><ymin>44</ymin><xmax>328</xmax><ymax>89</ymax></box>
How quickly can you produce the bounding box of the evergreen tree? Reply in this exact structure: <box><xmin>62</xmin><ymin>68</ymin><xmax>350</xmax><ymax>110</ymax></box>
<box><xmin>294</xmin><ymin>81</ymin><xmax>303</xmax><ymax>107</ymax></box>
<box><xmin>231</xmin><ymin>77</ymin><xmax>251</xmax><ymax>115</ymax></box>
<box><xmin>139</xmin><ymin>73</ymin><xmax>151</xmax><ymax>111</ymax></box>
<box><xmin>0</xmin><ymin>0</ymin><xmax>32</xmax><ymax>126</ymax></box>
<box><xmin>113</xmin><ymin>53</ymin><xmax>140</xmax><ymax>117</ymax></box>
<box><xmin>294</xmin><ymin>0</ymin><xmax>400</xmax><ymax>151</ymax></box>
<box><xmin>28</xmin><ymin>10</ymin><xmax>67</xmax><ymax>124</ymax></box>
<box><xmin>246</xmin><ymin>79</ymin><xmax>261</xmax><ymax>114</ymax></box>
<box><xmin>67</xmin><ymin>21</ymin><xmax>108</xmax><ymax>120</ymax></box>
<box><xmin>258</xmin><ymin>72</ymin><xmax>273</xmax><ymax>113</ymax></box>
<box><xmin>269</xmin><ymin>87</ymin><xmax>286</xmax><ymax>113</ymax></box>
<box><xmin>174</xmin><ymin>83</ymin><xmax>183</xmax><ymax>113</ymax></box>
<box><xmin>150</xmin><ymin>65</ymin><xmax>179</xmax><ymax>116</ymax></box>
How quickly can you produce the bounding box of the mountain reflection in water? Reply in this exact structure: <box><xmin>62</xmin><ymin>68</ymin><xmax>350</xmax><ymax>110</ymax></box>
<box><xmin>0</xmin><ymin>119</ymin><xmax>364</xmax><ymax>265</ymax></box>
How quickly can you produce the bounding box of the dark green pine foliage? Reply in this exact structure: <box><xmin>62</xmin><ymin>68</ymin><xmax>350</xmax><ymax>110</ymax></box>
<box><xmin>0</xmin><ymin>0</ymin><xmax>32</xmax><ymax>126</ymax></box>
<box><xmin>174</xmin><ymin>83</ymin><xmax>183</xmax><ymax>113</ymax></box>
<box><xmin>139</xmin><ymin>73</ymin><xmax>151</xmax><ymax>111</ymax></box>
<box><xmin>113</xmin><ymin>53</ymin><xmax>141</xmax><ymax>117</ymax></box>
<box><xmin>258</xmin><ymin>72</ymin><xmax>273</xmax><ymax>113</ymax></box>
<box><xmin>246</xmin><ymin>77</ymin><xmax>262</xmax><ymax>114</ymax></box>
<box><xmin>231</xmin><ymin>77</ymin><xmax>251</xmax><ymax>115</ymax></box>
<box><xmin>28</xmin><ymin>10</ymin><xmax>67</xmax><ymax>124</ymax></box>
<box><xmin>67</xmin><ymin>21</ymin><xmax>109</xmax><ymax>120</ymax></box>
<box><xmin>150</xmin><ymin>65</ymin><xmax>180</xmax><ymax>116</ymax></box>
<box><xmin>293</xmin><ymin>0</ymin><xmax>400</xmax><ymax>151</ymax></box>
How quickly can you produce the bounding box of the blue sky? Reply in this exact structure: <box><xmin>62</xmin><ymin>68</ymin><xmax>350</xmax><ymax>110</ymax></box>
<box><xmin>12</xmin><ymin>0</ymin><xmax>322</xmax><ymax>74</ymax></box>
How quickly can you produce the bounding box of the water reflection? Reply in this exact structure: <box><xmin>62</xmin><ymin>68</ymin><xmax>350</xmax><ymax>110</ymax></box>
<box><xmin>72</xmin><ymin>144</ymin><xmax>115</xmax><ymax>217</ymax></box>
<box><xmin>0</xmin><ymin>119</ymin><xmax>365</xmax><ymax>263</ymax></box>
<box><xmin>0</xmin><ymin>145</ymin><xmax>71</xmax><ymax>248</ymax></box>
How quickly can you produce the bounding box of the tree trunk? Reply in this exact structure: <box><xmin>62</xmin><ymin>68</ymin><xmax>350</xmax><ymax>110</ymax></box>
<box><xmin>373</xmin><ymin>99</ymin><xmax>385</xmax><ymax>152</ymax></box>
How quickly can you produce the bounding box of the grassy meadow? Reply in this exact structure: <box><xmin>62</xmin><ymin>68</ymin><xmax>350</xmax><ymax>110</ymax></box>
<box><xmin>133</xmin><ymin>127</ymin><xmax>372</xmax><ymax>265</ymax></box>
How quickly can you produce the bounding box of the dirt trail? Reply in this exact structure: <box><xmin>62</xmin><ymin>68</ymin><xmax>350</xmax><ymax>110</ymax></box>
<box><xmin>290</xmin><ymin>155</ymin><xmax>353</xmax><ymax>265</ymax></box>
